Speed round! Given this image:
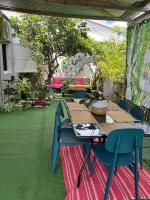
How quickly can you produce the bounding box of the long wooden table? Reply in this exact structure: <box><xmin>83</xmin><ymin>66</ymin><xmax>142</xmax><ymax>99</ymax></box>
<box><xmin>65</xmin><ymin>101</ymin><xmax>150</xmax><ymax>136</ymax></box>
<box><xmin>65</xmin><ymin>100</ymin><xmax>150</xmax><ymax>135</ymax></box>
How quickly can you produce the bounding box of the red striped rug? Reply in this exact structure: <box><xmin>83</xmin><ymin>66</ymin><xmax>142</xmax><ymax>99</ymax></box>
<box><xmin>60</xmin><ymin>145</ymin><xmax>150</xmax><ymax>200</ymax></box>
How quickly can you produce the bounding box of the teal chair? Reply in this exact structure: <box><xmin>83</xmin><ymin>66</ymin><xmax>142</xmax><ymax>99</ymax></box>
<box><xmin>130</xmin><ymin>106</ymin><xmax>144</xmax><ymax>169</ymax></box>
<box><xmin>89</xmin><ymin>128</ymin><xmax>144</xmax><ymax>200</ymax></box>
<box><xmin>51</xmin><ymin>110</ymin><xmax>90</xmax><ymax>175</ymax></box>
<box><xmin>57</xmin><ymin>102</ymin><xmax>72</xmax><ymax>128</ymax></box>
<box><xmin>130</xmin><ymin>106</ymin><xmax>144</xmax><ymax>122</ymax></box>
<box><xmin>51</xmin><ymin>102</ymin><xmax>72</xmax><ymax>159</ymax></box>
<box><xmin>73</xmin><ymin>90</ymin><xmax>87</xmax><ymax>99</ymax></box>
<box><xmin>118</xmin><ymin>99</ymin><xmax>129</xmax><ymax>112</ymax></box>
<box><xmin>57</xmin><ymin>101</ymin><xmax>64</xmax><ymax>118</ymax></box>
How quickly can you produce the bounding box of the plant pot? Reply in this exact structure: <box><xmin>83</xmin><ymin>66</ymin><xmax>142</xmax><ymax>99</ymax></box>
<box><xmin>21</xmin><ymin>92</ymin><xmax>28</xmax><ymax>100</ymax></box>
<box><xmin>91</xmin><ymin>100</ymin><xmax>108</xmax><ymax>115</ymax></box>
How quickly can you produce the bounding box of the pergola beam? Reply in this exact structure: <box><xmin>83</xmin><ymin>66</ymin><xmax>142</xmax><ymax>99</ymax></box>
<box><xmin>45</xmin><ymin>0</ymin><xmax>149</xmax><ymax>11</ymax></box>
<box><xmin>0</xmin><ymin>0</ymin><xmax>149</xmax><ymax>12</ymax></box>
<box><xmin>0</xmin><ymin>5</ymin><xmax>126</xmax><ymax>21</ymax></box>
<box><xmin>0</xmin><ymin>0</ymin><xmax>149</xmax><ymax>22</ymax></box>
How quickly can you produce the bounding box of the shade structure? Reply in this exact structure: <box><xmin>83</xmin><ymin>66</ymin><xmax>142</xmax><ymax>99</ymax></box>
<box><xmin>0</xmin><ymin>0</ymin><xmax>150</xmax><ymax>22</ymax></box>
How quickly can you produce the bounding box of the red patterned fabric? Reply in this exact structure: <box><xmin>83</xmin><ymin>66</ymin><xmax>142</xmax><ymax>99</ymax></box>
<box><xmin>60</xmin><ymin>145</ymin><xmax>150</xmax><ymax>200</ymax></box>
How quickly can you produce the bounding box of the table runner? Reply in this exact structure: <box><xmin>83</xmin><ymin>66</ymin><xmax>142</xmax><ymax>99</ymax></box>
<box><xmin>107</xmin><ymin>110</ymin><xmax>138</xmax><ymax>123</ymax></box>
<box><xmin>99</xmin><ymin>123</ymin><xmax>138</xmax><ymax>135</ymax></box>
<box><xmin>107</xmin><ymin>101</ymin><xmax>122</xmax><ymax>111</ymax></box>
<box><xmin>65</xmin><ymin>102</ymin><xmax>88</xmax><ymax>111</ymax></box>
<box><xmin>69</xmin><ymin>111</ymin><xmax>97</xmax><ymax>124</ymax></box>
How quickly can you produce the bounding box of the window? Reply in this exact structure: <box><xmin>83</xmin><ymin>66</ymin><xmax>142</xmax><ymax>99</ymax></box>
<box><xmin>2</xmin><ymin>44</ymin><xmax>7</xmax><ymax>71</ymax></box>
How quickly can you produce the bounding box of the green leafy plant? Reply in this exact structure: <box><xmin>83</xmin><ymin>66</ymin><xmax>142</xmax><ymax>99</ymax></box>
<box><xmin>10</xmin><ymin>15</ymin><xmax>91</xmax><ymax>81</ymax></box>
<box><xmin>80</xmin><ymin>90</ymin><xmax>105</xmax><ymax>106</ymax></box>
<box><xmin>15</xmin><ymin>78</ymin><xmax>31</xmax><ymax>99</ymax></box>
<box><xmin>4</xmin><ymin>102</ymin><xmax>15</xmax><ymax>112</ymax></box>
<box><xmin>97</xmin><ymin>40</ymin><xmax>126</xmax><ymax>81</ymax></box>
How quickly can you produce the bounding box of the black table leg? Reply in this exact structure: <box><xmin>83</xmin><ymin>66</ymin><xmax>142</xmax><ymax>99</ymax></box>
<box><xmin>77</xmin><ymin>141</ymin><xmax>93</xmax><ymax>188</ymax></box>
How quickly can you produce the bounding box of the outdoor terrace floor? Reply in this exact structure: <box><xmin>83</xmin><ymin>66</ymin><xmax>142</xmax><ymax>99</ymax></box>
<box><xmin>0</xmin><ymin>99</ymin><xmax>150</xmax><ymax>200</ymax></box>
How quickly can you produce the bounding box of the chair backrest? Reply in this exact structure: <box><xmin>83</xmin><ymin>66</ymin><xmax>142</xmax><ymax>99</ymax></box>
<box><xmin>56</xmin><ymin>102</ymin><xmax>64</xmax><ymax>118</ymax></box>
<box><xmin>118</xmin><ymin>99</ymin><xmax>129</xmax><ymax>112</ymax></box>
<box><xmin>73</xmin><ymin>90</ymin><xmax>87</xmax><ymax>99</ymax></box>
<box><xmin>105</xmin><ymin>128</ymin><xmax>144</xmax><ymax>154</ymax></box>
<box><xmin>130</xmin><ymin>106</ymin><xmax>144</xmax><ymax>121</ymax></box>
<box><xmin>53</xmin><ymin>112</ymin><xmax>62</xmax><ymax>147</ymax></box>
<box><xmin>53</xmin><ymin>103</ymin><xmax>64</xmax><ymax>143</ymax></box>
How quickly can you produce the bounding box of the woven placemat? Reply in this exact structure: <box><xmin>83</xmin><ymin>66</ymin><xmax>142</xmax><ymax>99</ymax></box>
<box><xmin>66</xmin><ymin>102</ymin><xmax>88</xmax><ymax>111</ymax></box>
<box><xmin>69</xmin><ymin>111</ymin><xmax>97</xmax><ymax>123</ymax></box>
<box><xmin>107</xmin><ymin>102</ymin><xmax>122</xmax><ymax>111</ymax></box>
<box><xmin>99</xmin><ymin>123</ymin><xmax>138</xmax><ymax>135</ymax></box>
<box><xmin>106</xmin><ymin>110</ymin><xmax>137</xmax><ymax>123</ymax></box>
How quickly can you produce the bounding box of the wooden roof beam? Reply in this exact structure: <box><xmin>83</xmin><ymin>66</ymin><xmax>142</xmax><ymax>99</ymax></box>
<box><xmin>0</xmin><ymin>0</ymin><xmax>149</xmax><ymax>12</ymax></box>
<box><xmin>53</xmin><ymin>0</ymin><xmax>149</xmax><ymax>11</ymax></box>
<box><xmin>47</xmin><ymin>0</ymin><xmax>149</xmax><ymax>11</ymax></box>
<box><xmin>0</xmin><ymin>5</ymin><xmax>127</xmax><ymax>21</ymax></box>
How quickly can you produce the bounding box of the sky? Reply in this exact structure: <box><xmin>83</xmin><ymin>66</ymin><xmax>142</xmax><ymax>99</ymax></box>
<box><xmin>2</xmin><ymin>10</ymin><xmax>20</xmax><ymax>17</ymax></box>
<box><xmin>2</xmin><ymin>10</ymin><xmax>127</xmax><ymax>27</ymax></box>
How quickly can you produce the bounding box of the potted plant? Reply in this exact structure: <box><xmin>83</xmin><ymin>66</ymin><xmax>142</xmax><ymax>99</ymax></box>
<box><xmin>3</xmin><ymin>101</ymin><xmax>15</xmax><ymax>112</ymax></box>
<box><xmin>80</xmin><ymin>90</ymin><xmax>108</xmax><ymax>115</ymax></box>
<box><xmin>15</xmin><ymin>78</ymin><xmax>31</xmax><ymax>100</ymax></box>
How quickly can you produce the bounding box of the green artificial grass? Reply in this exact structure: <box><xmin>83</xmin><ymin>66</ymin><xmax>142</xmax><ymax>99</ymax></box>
<box><xmin>0</xmin><ymin>99</ymin><xmax>150</xmax><ymax>200</ymax></box>
<box><xmin>0</xmin><ymin>100</ymin><xmax>65</xmax><ymax>200</ymax></box>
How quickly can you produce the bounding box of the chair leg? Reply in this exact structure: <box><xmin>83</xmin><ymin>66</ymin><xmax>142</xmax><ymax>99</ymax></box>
<box><xmin>51</xmin><ymin>140</ymin><xmax>54</xmax><ymax>159</ymax></box>
<box><xmin>139</xmin><ymin>148</ymin><xmax>143</xmax><ymax>170</ymax></box>
<box><xmin>52</xmin><ymin>145</ymin><xmax>58</xmax><ymax>175</ymax></box>
<box><xmin>89</xmin><ymin>154</ymin><xmax>97</xmax><ymax>176</ymax></box>
<box><xmin>82</xmin><ymin>144</ymin><xmax>86</xmax><ymax>155</ymax></box>
<box><xmin>114</xmin><ymin>167</ymin><xmax>117</xmax><ymax>176</ymax></box>
<box><xmin>104</xmin><ymin>166</ymin><xmax>115</xmax><ymax>200</ymax></box>
<box><xmin>134</xmin><ymin>147</ymin><xmax>139</xmax><ymax>200</ymax></box>
<box><xmin>83</xmin><ymin>143</ymin><xmax>92</xmax><ymax>175</ymax></box>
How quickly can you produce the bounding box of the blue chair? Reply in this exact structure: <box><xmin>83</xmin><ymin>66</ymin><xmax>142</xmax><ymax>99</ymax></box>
<box><xmin>130</xmin><ymin>106</ymin><xmax>144</xmax><ymax>122</ymax></box>
<box><xmin>89</xmin><ymin>128</ymin><xmax>144</xmax><ymax>200</ymax></box>
<box><xmin>51</xmin><ymin>110</ymin><xmax>90</xmax><ymax>175</ymax></box>
<box><xmin>118</xmin><ymin>99</ymin><xmax>129</xmax><ymax>112</ymax></box>
<box><xmin>57</xmin><ymin>101</ymin><xmax>64</xmax><ymax>118</ymax></box>
<box><xmin>130</xmin><ymin>107</ymin><xmax>144</xmax><ymax>169</ymax></box>
<box><xmin>51</xmin><ymin>102</ymin><xmax>72</xmax><ymax>159</ymax></box>
<box><xmin>73</xmin><ymin>90</ymin><xmax>87</xmax><ymax>99</ymax></box>
<box><xmin>57</xmin><ymin>102</ymin><xmax>72</xmax><ymax>128</ymax></box>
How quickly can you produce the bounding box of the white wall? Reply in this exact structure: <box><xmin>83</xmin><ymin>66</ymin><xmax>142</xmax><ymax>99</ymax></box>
<box><xmin>0</xmin><ymin>44</ymin><xmax>3</xmax><ymax>106</ymax></box>
<box><xmin>85</xmin><ymin>20</ymin><xmax>113</xmax><ymax>41</ymax></box>
<box><xmin>84</xmin><ymin>19</ymin><xmax>125</xmax><ymax>41</ymax></box>
<box><xmin>0</xmin><ymin>36</ymin><xmax>38</xmax><ymax>107</ymax></box>
<box><xmin>0</xmin><ymin>43</ymin><xmax>19</xmax><ymax>106</ymax></box>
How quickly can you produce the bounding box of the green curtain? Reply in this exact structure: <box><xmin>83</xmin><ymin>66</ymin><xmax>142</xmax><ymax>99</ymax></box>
<box><xmin>127</xmin><ymin>19</ymin><xmax>150</xmax><ymax>105</ymax></box>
